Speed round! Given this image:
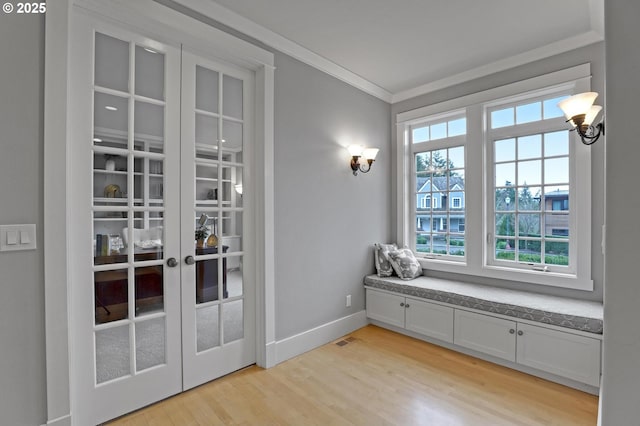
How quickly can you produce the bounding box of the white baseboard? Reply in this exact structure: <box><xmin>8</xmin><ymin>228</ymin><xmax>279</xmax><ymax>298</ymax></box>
<box><xmin>274</xmin><ymin>310</ymin><xmax>368</xmax><ymax>365</ymax></box>
<box><xmin>43</xmin><ymin>414</ymin><xmax>71</xmax><ymax>426</ymax></box>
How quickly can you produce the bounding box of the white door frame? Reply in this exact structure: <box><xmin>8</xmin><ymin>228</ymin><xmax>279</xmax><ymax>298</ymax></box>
<box><xmin>43</xmin><ymin>1</ymin><xmax>275</xmax><ymax>425</ymax></box>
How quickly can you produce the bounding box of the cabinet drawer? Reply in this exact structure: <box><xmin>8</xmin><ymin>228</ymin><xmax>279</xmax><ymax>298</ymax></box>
<box><xmin>366</xmin><ymin>289</ymin><xmax>405</xmax><ymax>328</ymax></box>
<box><xmin>405</xmin><ymin>298</ymin><xmax>454</xmax><ymax>343</ymax></box>
<box><xmin>516</xmin><ymin>323</ymin><xmax>601</xmax><ymax>387</ymax></box>
<box><xmin>454</xmin><ymin>310</ymin><xmax>516</xmax><ymax>362</ymax></box>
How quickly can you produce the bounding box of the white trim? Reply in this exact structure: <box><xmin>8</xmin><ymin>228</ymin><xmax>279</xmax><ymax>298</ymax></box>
<box><xmin>397</xmin><ymin>64</ymin><xmax>592</xmax><ymax>125</ymax></box>
<box><xmin>171</xmin><ymin>0</ymin><xmax>392</xmax><ymax>102</ymax></box>
<box><xmin>274</xmin><ymin>311</ymin><xmax>368</xmax><ymax>365</ymax></box>
<box><xmin>44</xmin><ymin>1</ymin><xmax>72</xmax><ymax>424</ymax></box>
<box><xmin>392</xmin><ymin>31</ymin><xmax>603</xmax><ymax>103</ymax></box>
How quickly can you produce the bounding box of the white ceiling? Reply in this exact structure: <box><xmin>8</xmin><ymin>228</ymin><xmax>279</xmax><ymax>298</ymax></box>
<box><xmin>194</xmin><ymin>0</ymin><xmax>604</xmax><ymax>102</ymax></box>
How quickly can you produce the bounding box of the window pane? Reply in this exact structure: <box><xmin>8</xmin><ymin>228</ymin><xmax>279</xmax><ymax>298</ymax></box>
<box><xmin>518</xmin><ymin>160</ymin><xmax>541</xmax><ymax>186</ymax></box>
<box><xmin>95</xmin><ymin>33</ymin><xmax>129</xmax><ymax>92</ymax></box>
<box><xmin>431</xmin><ymin>149</ymin><xmax>448</xmax><ymax>174</ymax></box>
<box><xmin>495</xmin><ymin>163</ymin><xmax>515</xmax><ymax>187</ymax></box>
<box><xmin>448</xmin><ymin>118</ymin><xmax>466</xmax><ymax>136</ymax></box>
<box><xmin>491</xmin><ymin>108</ymin><xmax>514</xmax><ymax>128</ymax></box>
<box><xmin>516</xmin><ymin>102</ymin><xmax>541</xmax><ymax>124</ymax></box>
<box><xmin>517</xmin><ymin>135</ymin><xmax>542</xmax><ymax>160</ymax></box>
<box><xmin>496</xmin><ymin>213</ymin><xmax>515</xmax><ymax>236</ymax></box>
<box><xmin>430</xmin><ymin>122</ymin><xmax>447</xmax><ymax>140</ymax></box>
<box><xmin>545</xmin><ymin>240</ymin><xmax>569</xmax><ymax>265</ymax></box>
<box><xmin>448</xmin><ymin>146</ymin><xmax>465</xmax><ymax>169</ymax></box>
<box><xmin>413</xmin><ymin>126</ymin><xmax>429</xmax><ymax>143</ymax></box>
<box><xmin>518</xmin><ymin>239</ymin><xmax>541</xmax><ymax>263</ymax></box>
<box><xmin>495</xmin><ymin>239</ymin><xmax>515</xmax><ymax>261</ymax></box>
<box><xmin>518</xmin><ymin>214</ymin><xmax>541</xmax><ymax>237</ymax></box>
<box><xmin>543</xmin><ymin>96</ymin><xmax>569</xmax><ymax>119</ymax></box>
<box><xmin>518</xmin><ymin>186</ymin><xmax>541</xmax><ymax>211</ymax></box>
<box><xmin>544</xmin><ymin>130</ymin><xmax>569</xmax><ymax>157</ymax></box>
<box><xmin>545</xmin><ymin>213</ymin><xmax>569</xmax><ymax>237</ymax></box>
<box><xmin>544</xmin><ymin>158</ymin><xmax>569</xmax><ymax>184</ymax></box>
<box><xmin>495</xmin><ymin>138</ymin><xmax>515</xmax><ymax>163</ymax></box>
<box><xmin>416</xmin><ymin>234</ymin><xmax>431</xmax><ymax>253</ymax></box>
<box><xmin>495</xmin><ymin>189</ymin><xmax>515</xmax><ymax>211</ymax></box>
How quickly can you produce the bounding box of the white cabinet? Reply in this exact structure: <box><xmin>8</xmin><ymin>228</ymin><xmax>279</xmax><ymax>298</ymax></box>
<box><xmin>405</xmin><ymin>298</ymin><xmax>454</xmax><ymax>343</ymax></box>
<box><xmin>366</xmin><ymin>289</ymin><xmax>454</xmax><ymax>343</ymax></box>
<box><xmin>454</xmin><ymin>310</ymin><xmax>516</xmax><ymax>362</ymax></box>
<box><xmin>516</xmin><ymin>323</ymin><xmax>601</xmax><ymax>387</ymax></box>
<box><xmin>365</xmin><ymin>288</ymin><xmax>601</xmax><ymax>389</ymax></box>
<box><xmin>366</xmin><ymin>290</ymin><xmax>405</xmax><ymax>328</ymax></box>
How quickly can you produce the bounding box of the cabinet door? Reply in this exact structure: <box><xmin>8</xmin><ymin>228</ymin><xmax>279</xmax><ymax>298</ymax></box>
<box><xmin>405</xmin><ymin>298</ymin><xmax>454</xmax><ymax>343</ymax></box>
<box><xmin>516</xmin><ymin>323</ymin><xmax>601</xmax><ymax>387</ymax></box>
<box><xmin>366</xmin><ymin>289</ymin><xmax>405</xmax><ymax>328</ymax></box>
<box><xmin>454</xmin><ymin>310</ymin><xmax>516</xmax><ymax>362</ymax></box>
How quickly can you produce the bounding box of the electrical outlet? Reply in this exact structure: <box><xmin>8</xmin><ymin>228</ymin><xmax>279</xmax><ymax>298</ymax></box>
<box><xmin>346</xmin><ymin>294</ymin><xmax>351</xmax><ymax>307</ymax></box>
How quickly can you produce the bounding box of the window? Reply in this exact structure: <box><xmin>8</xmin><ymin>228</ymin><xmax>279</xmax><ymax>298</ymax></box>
<box><xmin>412</xmin><ymin>113</ymin><xmax>466</xmax><ymax>259</ymax></box>
<box><xmin>488</xmin><ymin>97</ymin><xmax>571</xmax><ymax>271</ymax></box>
<box><xmin>397</xmin><ymin>66</ymin><xmax>593</xmax><ymax>290</ymax></box>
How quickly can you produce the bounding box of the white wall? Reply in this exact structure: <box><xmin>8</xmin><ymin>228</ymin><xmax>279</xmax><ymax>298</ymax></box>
<box><xmin>391</xmin><ymin>42</ymin><xmax>606</xmax><ymax>302</ymax></box>
<box><xmin>0</xmin><ymin>11</ymin><xmax>47</xmax><ymax>426</ymax></box>
<box><xmin>599</xmin><ymin>0</ymin><xmax>640</xmax><ymax>423</ymax></box>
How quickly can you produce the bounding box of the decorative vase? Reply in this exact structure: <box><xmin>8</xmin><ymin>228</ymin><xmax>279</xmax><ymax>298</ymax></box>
<box><xmin>196</xmin><ymin>239</ymin><xmax>205</xmax><ymax>249</ymax></box>
<box><xmin>206</xmin><ymin>233</ymin><xmax>218</xmax><ymax>247</ymax></box>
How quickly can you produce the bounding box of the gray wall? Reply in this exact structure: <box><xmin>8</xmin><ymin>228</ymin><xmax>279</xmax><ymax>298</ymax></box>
<box><xmin>391</xmin><ymin>42</ymin><xmax>606</xmax><ymax>302</ymax></box>
<box><xmin>0</xmin><ymin>12</ymin><xmax>47</xmax><ymax>426</ymax></box>
<box><xmin>273</xmin><ymin>52</ymin><xmax>391</xmax><ymax>340</ymax></box>
<box><xmin>599</xmin><ymin>0</ymin><xmax>640</xmax><ymax>423</ymax></box>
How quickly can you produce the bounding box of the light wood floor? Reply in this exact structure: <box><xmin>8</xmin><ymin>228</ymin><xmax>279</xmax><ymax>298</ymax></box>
<box><xmin>107</xmin><ymin>325</ymin><xmax>598</xmax><ymax>425</ymax></box>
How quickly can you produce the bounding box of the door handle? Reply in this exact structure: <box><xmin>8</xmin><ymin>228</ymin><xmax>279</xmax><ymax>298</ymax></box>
<box><xmin>167</xmin><ymin>257</ymin><xmax>178</xmax><ymax>268</ymax></box>
<box><xmin>185</xmin><ymin>255</ymin><xmax>195</xmax><ymax>265</ymax></box>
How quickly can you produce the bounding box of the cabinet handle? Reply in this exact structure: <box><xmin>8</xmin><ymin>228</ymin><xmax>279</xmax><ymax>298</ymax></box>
<box><xmin>400</xmin><ymin>302</ymin><xmax>405</xmax><ymax>307</ymax></box>
<box><xmin>509</xmin><ymin>329</ymin><xmax>515</xmax><ymax>334</ymax></box>
<box><xmin>405</xmin><ymin>303</ymin><xmax>410</xmax><ymax>308</ymax></box>
<box><xmin>166</xmin><ymin>257</ymin><xmax>178</xmax><ymax>268</ymax></box>
<box><xmin>185</xmin><ymin>255</ymin><xmax>195</xmax><ymax>265</ymax></box>
<box><xmin>518</xmin><ymin>330</ymin><xmax>523</xmax><ymax>336</ymax></box>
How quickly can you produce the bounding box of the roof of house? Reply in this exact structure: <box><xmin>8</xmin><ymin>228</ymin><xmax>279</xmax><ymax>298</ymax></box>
<box><xmin>417</xmin><ymin>175</ymin><xmax>465</xmax><ymax>193</ymax></box>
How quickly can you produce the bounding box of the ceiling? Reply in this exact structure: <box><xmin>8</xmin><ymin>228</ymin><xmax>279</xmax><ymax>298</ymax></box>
<box><xmin>194</xmin><ymin>0</ymin><xmax>604</xmax><ymax>102</ymax></box>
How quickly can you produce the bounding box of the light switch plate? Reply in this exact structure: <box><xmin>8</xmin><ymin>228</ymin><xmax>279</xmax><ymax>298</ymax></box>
<box><xmin>0</xmin><ymin>224</ymin><xmax>37</xmax><ymax>251</ymax></box>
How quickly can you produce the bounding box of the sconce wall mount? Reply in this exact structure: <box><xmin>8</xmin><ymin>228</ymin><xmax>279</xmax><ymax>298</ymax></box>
<box><xmin>348</xmin><ymin>145</ymin><xmax>379</xmax><ymax>176</ymax></box>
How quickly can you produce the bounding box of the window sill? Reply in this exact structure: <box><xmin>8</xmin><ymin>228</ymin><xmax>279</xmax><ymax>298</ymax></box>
<box><xmin>417</xmin><ymin>258</ymin><xmax>593</xmax><ymax>292</ymax></box>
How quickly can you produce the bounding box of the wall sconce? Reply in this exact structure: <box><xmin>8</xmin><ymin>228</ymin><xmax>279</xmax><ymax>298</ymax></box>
<box><xmin>348</xmin><ymin>145</ymin><xmax>379</xmax><ymax>176</ymax></box>
<box><xmin>234</xmin><ymin>184</ymin><xmax>243</xmax><ymax>195</ymax></box>
<box><xmin>558</xmin><ymin>92</ymin><xmax>605</xmax><ymax>145</ymax></box>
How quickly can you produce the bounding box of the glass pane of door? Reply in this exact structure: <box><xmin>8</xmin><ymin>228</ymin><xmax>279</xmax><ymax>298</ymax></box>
<box><xmin>92</xmin><ymin>31</ymin><xmax>168</xmax><ymax>385</ymax></box>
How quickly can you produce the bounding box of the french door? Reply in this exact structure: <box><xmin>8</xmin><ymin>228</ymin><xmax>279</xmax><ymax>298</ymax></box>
<box><xmin>69</xmin><ymin>17</ymin><xmax>255</xmax><ymax>425</ymax></box>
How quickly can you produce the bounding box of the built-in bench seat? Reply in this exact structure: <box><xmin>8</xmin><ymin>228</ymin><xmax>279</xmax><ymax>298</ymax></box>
<box><xmin>364</xmin><ymin>274</ymin><xmax>603</xmax><ymax>335</ymax></box>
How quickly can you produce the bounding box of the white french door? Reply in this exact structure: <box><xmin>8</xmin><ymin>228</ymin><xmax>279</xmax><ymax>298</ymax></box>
<box><xmin>69</xmin><ymin>16</ymin><xmax>255</xmax><ymax>425</ymax></box>
<box><xmin>180</xmin><ymin>52</ymin><xmax>255</xmax><ymax>390</ymax></box>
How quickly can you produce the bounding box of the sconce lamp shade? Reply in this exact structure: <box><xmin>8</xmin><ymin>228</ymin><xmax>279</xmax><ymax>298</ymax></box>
<box><xmin>584</xmin><ymin>105</ymin><xmax>602</xmax><ymax>126</ymax></box>
<box><xmin>234</xmin><ymin>184</ymin><xmax>243</xmax><ymax>195</ymax></box>
<box><xmin>557</xmin><ymin>91</ymin><xmax>604</xmax><ymax>145</ymax></box>
<box><xmin>558</xmin><ymin>92</ymin><xmax>598</xmax><ymax>125</ymax></box>
<box><xmin>362</xmin><ymin>148</ymin><xmax>379</xmax><ymax>161</ymax></box>
<box><xmin>347</xmin><ymin>145</ymin><xmax>364</xmax><ymax>156</ymax></box>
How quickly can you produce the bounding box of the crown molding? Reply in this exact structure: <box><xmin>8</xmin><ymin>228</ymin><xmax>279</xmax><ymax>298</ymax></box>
<box><xmin>170</xmin><ymin>0</ymin><xmax>393</xmax><ymax>102</ymax></box>
<box><xmin>170</xmin><ymin>0</ymin><xmax>603</xmax><ymax>106</ymax></box>
<box><xmin>392</xmin><ymin>30</ymin><xmax>603</xmax><ymax>104</ymax></box>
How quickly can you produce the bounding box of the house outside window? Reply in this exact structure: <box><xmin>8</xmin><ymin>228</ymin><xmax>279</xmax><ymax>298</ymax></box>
<box><xmin>396</xmin><ymin>66</ymin><xmax>593</xmax><ymax>290</ymax></box>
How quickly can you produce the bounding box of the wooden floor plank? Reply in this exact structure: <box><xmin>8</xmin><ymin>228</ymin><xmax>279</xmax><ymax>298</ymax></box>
<box><xmin>107</xmin><ymin>325</ymin><xmax>598</xmax><ymax>425</ymax></box>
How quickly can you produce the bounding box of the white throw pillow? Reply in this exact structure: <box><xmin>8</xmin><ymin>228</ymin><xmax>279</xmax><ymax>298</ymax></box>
<box><xmin>387</xmin><ymin>248</ymin><xmax>422</xmax><ymax>280</ymax></box>
<box><xmin>374</xmin><ymin>243</ymin><xmax>397</xmax><ymax>277</ymax></box>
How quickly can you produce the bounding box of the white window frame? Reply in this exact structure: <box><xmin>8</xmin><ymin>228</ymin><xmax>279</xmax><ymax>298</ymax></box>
<box><xmin>452</xmin><ymin>197</ymin><xmax>462</xmax><ymax>208</ymax></box>
<box><xmin>396</xmin><ymin>64</ymin><xmax>593</xmax><ymax>291</ymax></box>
